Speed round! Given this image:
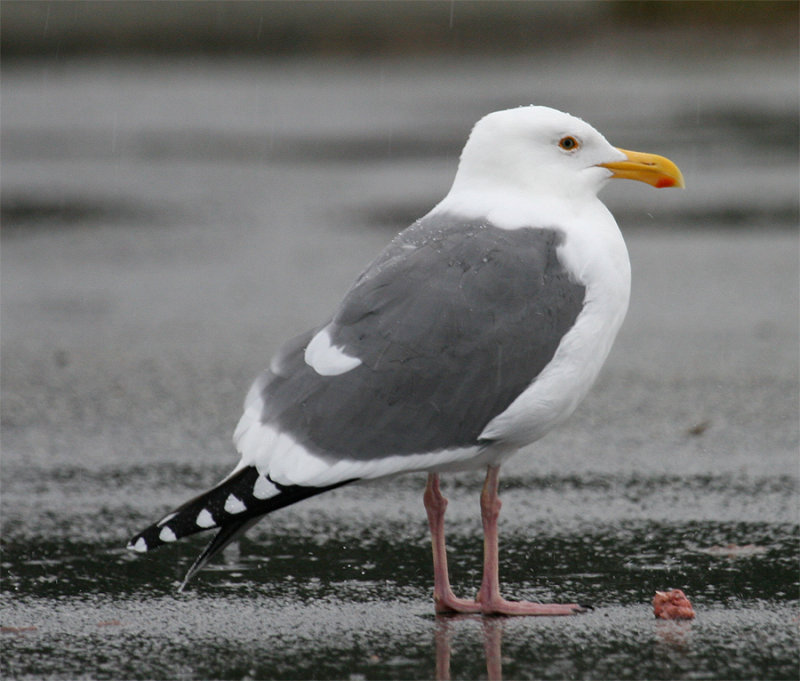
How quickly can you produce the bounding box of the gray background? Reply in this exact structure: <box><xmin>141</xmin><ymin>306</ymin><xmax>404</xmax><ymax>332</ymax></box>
<box><xmin>2</xmin><ymin>2</ymin><xmax>798</xmax><ymax>679</ymax></box>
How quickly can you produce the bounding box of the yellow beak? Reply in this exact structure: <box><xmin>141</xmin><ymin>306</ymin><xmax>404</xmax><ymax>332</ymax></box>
<box><xmin>599</xmin><ymin>148</ymin><xmax>685</xmax><ymax>189</ymax></box>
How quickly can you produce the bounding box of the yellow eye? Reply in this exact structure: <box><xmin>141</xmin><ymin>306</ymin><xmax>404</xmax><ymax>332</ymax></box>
<box><xmin>559</xmin><ymin>136</ymin><xmax>579</xmax><ymax>151</ymax></box>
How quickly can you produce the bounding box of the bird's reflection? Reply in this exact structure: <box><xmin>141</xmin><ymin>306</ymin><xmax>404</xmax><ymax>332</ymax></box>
<box><xmin>434</xmin><ymin>614</ymin><xmax>506</xmax><ymax>681</ymax></box>
<box><xmin>434</xmin><ymin>613</ymin><xmax>694</xmax><ymax>680</ymax></box>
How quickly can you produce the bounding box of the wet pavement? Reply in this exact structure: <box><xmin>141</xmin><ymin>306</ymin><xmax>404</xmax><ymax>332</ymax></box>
<box><xmin>2</xmin><ymin>48</ymin><xmax>798</xmax><ymax>680</ymax></box>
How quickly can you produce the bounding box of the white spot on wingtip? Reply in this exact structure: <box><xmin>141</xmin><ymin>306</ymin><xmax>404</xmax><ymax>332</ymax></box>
<box><xmin>129</xmin><ymin>537</ymin><xmax>148</xmax><ymax>553</ymax></box>
<box><xmin>253</xmin><ymin>474</ymin><xmax>279</xmax><ymax>500</ymax></box>
<box><xmin>196</xmin><ymin>508</ymin><xmax>215</xmax><ymax>528</ymax></box>
<box><xmin>159</xmin><ymin>526</ymin><xmax>177</xmax><ymax>543</ymax></box>
<box><xmin>224</xmin><ymin>494</ymin><xmax>246</xmax><ymax>514</ymax></box>
<box><xmin>304</xmin><ymin>327</ymin><xmax>362</xmax><ymax>376</ymax></box>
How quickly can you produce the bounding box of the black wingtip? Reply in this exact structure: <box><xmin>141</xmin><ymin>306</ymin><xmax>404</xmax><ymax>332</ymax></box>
<box><xmin>130</xmin><ymin>466</ymin><xmax>359</xmax><ymax>586</ymax></box>
<box><xmin>126</xmin><ymin>516</ymin><xmax>184</xmax><ymax>555</ymax></box>
<box><xmin>126</xmin><ymin>467</ymin><xmax>267</xmax><ymax>557</ymax></box>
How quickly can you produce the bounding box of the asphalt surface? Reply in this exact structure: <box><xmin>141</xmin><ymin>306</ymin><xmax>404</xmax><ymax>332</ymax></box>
<box><xmin>2</xmin><ymin>51</ymin><xmax>798</xmax><ymax>680</ymax></box>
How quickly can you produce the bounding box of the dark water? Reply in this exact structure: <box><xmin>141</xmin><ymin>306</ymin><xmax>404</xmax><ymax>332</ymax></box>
<box><xmin>2</xmin><ymin>481</ymin><xmax>798</xmax><ymax>679</ymax></box>
<box><xmin>2</xmin><ymin>47</ymin><xmax>799</xmax><ymax>680</ymax></box>
<box><xmin>3</xmin><ymin>472</ymin><xmax>798</xmax><ymax>680</ymax></box>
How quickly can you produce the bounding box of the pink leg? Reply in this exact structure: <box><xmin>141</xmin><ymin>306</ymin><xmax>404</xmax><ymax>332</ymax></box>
<box><xmin>424</xmin><ymin>473</ymin><xmax>480</xmax><ymax>614</ymax></box>
<box><xmin>475</xmin><ymin>465</ymin><xmax>583</xmax><ymax>616</ymax></box>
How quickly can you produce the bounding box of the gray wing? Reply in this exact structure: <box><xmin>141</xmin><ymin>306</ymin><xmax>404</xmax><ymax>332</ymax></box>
<box><xmin>258</xmin><ymin>214</ymin><xmax>585</xmax><ymax>460</ymax></box>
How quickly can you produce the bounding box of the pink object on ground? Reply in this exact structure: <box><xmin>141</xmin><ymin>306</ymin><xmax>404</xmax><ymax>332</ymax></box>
<box><xmin>653</xmin><ymin>589</ymin><xmax>695</xmax><ymax>619</ymax></box>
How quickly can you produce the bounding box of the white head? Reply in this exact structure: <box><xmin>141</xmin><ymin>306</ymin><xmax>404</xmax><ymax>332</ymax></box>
<box><xmin>449</xmin><ymin>106</ymin><xmax>683</xmax><ymax>203</ymax></box>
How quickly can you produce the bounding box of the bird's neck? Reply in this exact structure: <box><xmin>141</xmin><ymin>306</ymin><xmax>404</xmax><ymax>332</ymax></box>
<box><xmin>432</xmin><ymin>183</ymin><xmax>605</xmax><ymax>232</ymax></box>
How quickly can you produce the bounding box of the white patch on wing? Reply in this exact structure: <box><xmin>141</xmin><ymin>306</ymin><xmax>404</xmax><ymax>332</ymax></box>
<box><xmin>196</xmin><ymin>509</ymin><xmax>216</xmax><ymax>528</ymax></box>
<box><xmin>159</xmin><ymin>527</ymin><xmax>177</xmax><ymax>543</ymax></box>
<box><xmin>129</xmin><ymin>537</ymin><xmax>148</xmax><ymax>553</ymax></box>
<box><xmin>224</xmin><ymin>494</ymin><xmax>247</xmax><ymax>514</ymax></box>
<box><xmin>253</xmin><ymin>474</ymin><xmax>279</xmax><ymax>500</ymax></box>
<box><xmin>304</xmin><ymin>326</ymin><xmax>362</xmax><ymax>376</ymax></box>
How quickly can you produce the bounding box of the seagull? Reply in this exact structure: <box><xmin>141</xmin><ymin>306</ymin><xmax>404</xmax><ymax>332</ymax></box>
<box><xmin>128</xmin><ymin>105</ymin><xmax>684</xmax><ymax>615</ymax></box>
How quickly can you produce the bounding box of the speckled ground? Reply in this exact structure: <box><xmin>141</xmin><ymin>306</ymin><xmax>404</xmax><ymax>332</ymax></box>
<box><xmin>2</xmin><ymin>49</ymin><xmax>798</xmax><ymax>680</ymax></box>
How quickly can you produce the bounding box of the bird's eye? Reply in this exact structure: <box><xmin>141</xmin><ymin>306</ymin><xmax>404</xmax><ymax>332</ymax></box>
<box><xmin>558</xmin><ymin>136</ymin><xmax>579</xmax><ymax>151</ymax></box>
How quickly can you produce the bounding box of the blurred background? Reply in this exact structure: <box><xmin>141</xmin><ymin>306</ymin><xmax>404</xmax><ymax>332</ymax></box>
<box><xmin>2</xmin><ymin>2</ymin><xmax>798</xmax><ymax>680</ymax></box>
<box><xmin>2</xmin><ymin>1</ymin><xmax>797</xmax><ymax>57</ymax></box>
<box><xmin>3</xmin><ymin>1</ymin><xmax>798</xmax><ymax>232</ymax></box>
